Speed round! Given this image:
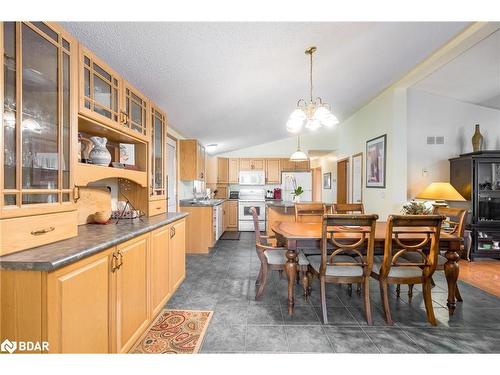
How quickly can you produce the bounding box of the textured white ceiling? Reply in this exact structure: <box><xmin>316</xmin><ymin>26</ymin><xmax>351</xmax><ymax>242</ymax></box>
<box><xmin>62</xmin><ymin>22</ymin><xmax>468</xmax><ymax>153</ymax></box>
<box><xmin>414</xmin><ymin>28</ymin><xmax>500</xmax><ymax>109</ymax></box>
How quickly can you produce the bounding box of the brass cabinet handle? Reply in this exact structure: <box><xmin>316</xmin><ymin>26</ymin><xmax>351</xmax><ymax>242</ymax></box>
<box><xmin>116</xmin><ymin>250</ymin><xmax>124</xmax><ymax>269</ymax></box>
<box><xmin>73</xmin><ymin>186</ymin><xmax>80</xmax><ymax>202</ymax></box>
<box><xmin>111</xmin><ymin>252</ymin><xmax>119</xmax><ymax>273</ymax></box>
<box><xmin>170</xmin><ymin>226</ymin><xmax>176</xmax><ymax>238</ymax></box>
<box><xmin>31</xmin><ymin>227</ymin><xmax>55</xmax><ymax>236</ymax></box>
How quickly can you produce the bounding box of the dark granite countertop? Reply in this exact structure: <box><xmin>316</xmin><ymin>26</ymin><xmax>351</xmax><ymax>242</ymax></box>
<box><xmin>179</xmin><ymin>199</ymin><xmax>226</xmax><ymax>207</ymax></box>
<box><xmin>0</xmin><ymin>212</ymin><xmax>189</xmax><ymax>272</ymax></box>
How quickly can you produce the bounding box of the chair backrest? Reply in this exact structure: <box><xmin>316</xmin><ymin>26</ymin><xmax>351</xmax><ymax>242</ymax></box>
<box><xmin>432</xmin><ymin>206</ymin><xmax>467</xmax><ymax>237</ymax></box>
<box><xmin>295</xmin><ymin>203</ymin><xmax>327</xmax><ymax>223</ymax></box>
<box><xmin>320</xmin><ymin>214</ymin><xmax>379</xmax><ymax>276</ymax></box>
<box><xmin>380</xmin><ymin>214</ymin><xmax>444</xmax><ymax>278</ymax></box>
<box><xmin>332</xmin><ymin>203</ymin><xmax>365</xmax><ymax>214</ymax></box>
<box><xmin>249</xmin><ymin>207</ymin><xmax>265</xmax><ymax>246</ymax></box>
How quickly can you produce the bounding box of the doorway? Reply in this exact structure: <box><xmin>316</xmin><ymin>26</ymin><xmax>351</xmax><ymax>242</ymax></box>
<box><xmin>337</xmin><ymin>158</ymin><xmax>349</xmax><ymax>204</ymax></box>
<box><xmin>311</xmin><ymin>167</ymin><xmax>322</xmax><ymax>202</ymax></box>
<box><xmin>167</xmin><ymin>135</ymin><xmax>178</xmax><ymax>212</ymax></box>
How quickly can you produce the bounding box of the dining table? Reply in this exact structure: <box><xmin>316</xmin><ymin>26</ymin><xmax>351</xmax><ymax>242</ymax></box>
<box><xmin>271</xmin><ymin>221</ymin><xmax>463</xmax><ymax>315</ymax></box>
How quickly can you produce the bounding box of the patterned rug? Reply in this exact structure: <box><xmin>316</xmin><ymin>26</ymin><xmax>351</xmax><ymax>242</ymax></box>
<box><xmin>131</xmin><ymin>309</ymin><xmax>213</xmax><ymax>354</ymax></box>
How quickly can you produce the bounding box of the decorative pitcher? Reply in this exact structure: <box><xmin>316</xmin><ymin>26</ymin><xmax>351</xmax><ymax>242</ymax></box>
<box><xmin>471</xmin><ymin>124</ymin><xmax>483</xmax><ymax>152</ymax></box>
<box><xmin>89</xmin><ymin>136</ymin><xmax>112</xmax><ymax>166</ymax></box>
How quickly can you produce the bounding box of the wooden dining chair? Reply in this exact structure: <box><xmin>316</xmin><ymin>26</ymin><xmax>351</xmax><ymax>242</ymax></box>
<box><xmin>250</xmin><ymin>207</ymin><xmax>309</xmax><ymax>299</ymax></box>
<box><xmin>371</xmin><ymin>214</ymin><xmax>444</xmax><ymax>326</ymax></box>
<box><xmin>295</xmin><ymin>203</ymin><xmax>327</xmax><ymax>223</ymax></box>
<box><xmin>398</xmin><ymin>207</ymin><xmax>467</xmax><ymax>301</ymax></box>
<box><xmin>306</xmin><ymin>214</ymin><xmax>378</xmax><ymax>324</ymax></box>
<box><xmin>332</xmin><ymin>203</ymin><xmax>365</xmax><ymax>214</ymax></box>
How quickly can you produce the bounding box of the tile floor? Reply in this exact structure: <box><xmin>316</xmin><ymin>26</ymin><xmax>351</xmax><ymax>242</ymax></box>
<box><xmin>166</xmin><ymin>232</ymin><xmax>500</xmax><ymax>353</ymax></box>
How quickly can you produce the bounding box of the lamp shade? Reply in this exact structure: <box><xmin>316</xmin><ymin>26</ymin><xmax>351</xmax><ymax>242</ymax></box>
<box><xmin>290</xmin><ymin>150</ymin><xmax>308</xmax><ymax>161</ymax></box>
<box><xmin>415</xmin><ymin>182</ymin><xmax>466</xmax><ymax>201</ymax></box>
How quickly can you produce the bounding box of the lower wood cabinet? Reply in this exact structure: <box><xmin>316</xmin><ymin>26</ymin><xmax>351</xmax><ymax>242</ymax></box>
<box><xmin>228</xmin><ymin>200</ymin><xmax>238</xmax><ymax>230</ymax></box>
<box><xmin>47</xmin><ymin>248</ymin><xmax>113</xmax><ymax>353</ymax></box>
<box><xmin>0</xmin><ymin>218</ymin><xmax>186</xmax><ymax>354</ymax></box>
<box><xmin>113</xmin><ymin>234</ymin><xmax>150</xmax><ymax>353</ymax></box>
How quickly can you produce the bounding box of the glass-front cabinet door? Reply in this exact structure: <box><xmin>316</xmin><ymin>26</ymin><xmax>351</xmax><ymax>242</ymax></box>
<box><xmin>1</xmin><ymin>22</ymin><xmax>76</xmax><ymax>218</ymax></box>
<box><xmin>150</xmin><ymin>105</ymin><xmax>166</xmax><ymax>198</ymax></box>
<box><xmin>123</xmin><ymin>81</ymin><xmax>149</xmax><ymax>140</ymax></box>
<box><xmin>476</xmin><ymin>161</ymin><xmax>500</xmax><ymax>223</ymax></box>
<box><xmin>79</xmin><ymin>46</ymin><xmax>122</xmax><ymax>129</ymax></box>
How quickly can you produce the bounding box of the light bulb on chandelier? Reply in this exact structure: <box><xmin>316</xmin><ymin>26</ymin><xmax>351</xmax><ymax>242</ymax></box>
<box><xmin>286</xmin><ymin>46</ymin><xmax>339</xmax><ymax>133</ymax></box>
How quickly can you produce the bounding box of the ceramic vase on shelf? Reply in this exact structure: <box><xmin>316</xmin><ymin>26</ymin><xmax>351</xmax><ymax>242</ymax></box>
<box><xmin>89</xmin><ymin>136</ymin><xmax>112</xmax><ymax>166</ymax></box>
<box><xmin>472</xmin><ymin>124</ymin><xmax>483</xmax><ymax>152</ymax></box>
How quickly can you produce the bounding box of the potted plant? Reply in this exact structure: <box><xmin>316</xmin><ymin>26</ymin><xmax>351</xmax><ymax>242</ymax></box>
<box><xmin>293</xmin><ymin>186</ymin><xmax>304</xmax><ymax>202</ymax></box>
<box><xmin>401</xmin><ymin>200</ymin><xmax>432</xmax><ymax>215</ymax></box>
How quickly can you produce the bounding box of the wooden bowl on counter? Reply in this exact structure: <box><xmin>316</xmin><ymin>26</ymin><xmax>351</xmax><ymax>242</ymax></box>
<box><xmin>93</xmin><ymin>211</ymin><xmax>111</xmax><ymax>224</ymax></box>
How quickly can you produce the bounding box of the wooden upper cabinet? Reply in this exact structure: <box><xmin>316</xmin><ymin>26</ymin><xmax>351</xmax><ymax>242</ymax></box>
<box><xmin>1</xmin><ymin>22</ymin><xmax>78</xmax><ymax>220</ymax></box>
<box><xmin>228</xmin><ymin>158</ymin><xmax>240</xmax><ymax>183</ymax></box>
<box><xmin>240</xmin><ymin>158</ymin><xmax>264</xmax><ymax>171</ymax></box>
<box><xmin>79</xmin><ymin>46</ymin><xmax>149</xmax><ymax>142</ymax></box>
<box><xmin>79</xmin><ymin>45</ymin><xmax>122</xmax><ymax>127</ymax></box>
<box><xmin>266</xmin><ymin>159</ymin><xmax>281</xmax><ymax>184</ymax></box>
<box><xmin>179</xmin><ymin>139</ymin><xmax>205</xmax><ymax>181</ymax></box>
<box><xmin>217</xmin><ymin>157</ymin><xmax>229</xmax><ymax>184</ymax></box>
<box><xmin>150</xmin><ymin>105</ymin><xmax>167</xmax><ymax>199</ymax></box>
<box><xmin>281</xmin><ymin>158</ymin><xmax>310</xmax><ymax>172</ymax></box>
<box><xmin>122</xmin><ymin>80</ymin><xmax>149</xmax><ymax>140</ymax></box>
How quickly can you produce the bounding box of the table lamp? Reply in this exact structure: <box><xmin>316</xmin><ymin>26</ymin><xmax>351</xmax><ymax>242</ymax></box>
<box><xmin>415</xmin><ymin>182</ymin><xmax>466</xmax><ymax>207</ymax></box>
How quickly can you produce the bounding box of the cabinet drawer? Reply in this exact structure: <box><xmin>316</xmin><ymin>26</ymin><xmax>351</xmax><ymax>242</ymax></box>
<box><xmin>0</xmin><ymin>211</ymin><xmax>78</xmax><ymax>256</ymax></box>
<box><xmin>148</xmin><ymin>200</ymin><xmax>167</xmax><ymax>216</ymax></box>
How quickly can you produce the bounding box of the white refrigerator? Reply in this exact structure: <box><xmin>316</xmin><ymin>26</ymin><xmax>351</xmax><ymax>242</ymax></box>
<box><xmin>281</xmin><ymin>172</ymin><xmax>312</xmax><ymax>201</ymax></box>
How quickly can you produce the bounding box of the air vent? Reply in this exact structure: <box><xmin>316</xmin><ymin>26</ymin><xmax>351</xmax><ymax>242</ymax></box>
<box><xmin>426</xmin><ymin>136</ymin><xmax>435</xmax><ymax>145</ymax></box>
<box><xmin>436</xmin><ymin>136</ymin><xmax>445</xmax><ymax>145</ymax></box>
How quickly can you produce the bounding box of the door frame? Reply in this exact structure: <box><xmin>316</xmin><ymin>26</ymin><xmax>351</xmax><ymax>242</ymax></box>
<box><xmin>336</xmin><ymin>157</ymin><xmax>350</xmax><ymax>204</ymax></box>
<box><xmin>166</xmin><ymin>133</ymin><xmax>178</xmax><ymax>212</ymax></box>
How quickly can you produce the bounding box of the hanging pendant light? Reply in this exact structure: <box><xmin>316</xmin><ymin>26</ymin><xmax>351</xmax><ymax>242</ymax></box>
<box><xmin>290</xmin><ymin>135</ymin><xmax>308</xmax><ymax>161</ymax></box>
<box><xmin>286</xmin><ymin>46</ymin><xmax>339</xmax><ymax>133</ymax></box>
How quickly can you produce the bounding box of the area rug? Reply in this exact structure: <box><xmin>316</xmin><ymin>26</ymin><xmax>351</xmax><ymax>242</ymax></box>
<box><xmin>220</xmin><ymin>231</ymin><xmax>241</xmax><ymax>240</ymax></box>
<box><xmin>131</xmin><ymin>309</ymin><xmax>213</xmax><ymax>354</ymax></box>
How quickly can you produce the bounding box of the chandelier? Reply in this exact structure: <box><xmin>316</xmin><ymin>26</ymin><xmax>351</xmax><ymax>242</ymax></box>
<box><xmin>286</xmin><ymin>46</ymin><xmax>338</xmax><ymax>133</ymax></box>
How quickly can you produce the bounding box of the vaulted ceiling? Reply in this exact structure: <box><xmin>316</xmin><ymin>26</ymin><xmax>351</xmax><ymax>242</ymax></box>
<box><xmin>62</xmin><ymin>22</ymin><xmax>469</xmax><ymax>153</ymax></box>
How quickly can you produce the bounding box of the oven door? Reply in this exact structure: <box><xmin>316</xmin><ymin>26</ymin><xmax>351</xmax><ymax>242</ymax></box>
<box><xmin>239</xmin><ymin>201</ymin><xmax>265</xmax><ymax>221</ymax></box>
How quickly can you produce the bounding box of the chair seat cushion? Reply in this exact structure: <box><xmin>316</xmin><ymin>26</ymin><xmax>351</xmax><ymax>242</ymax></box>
<box><xmin>264</xmin><ymin>249</ymin><xmax>309</xmax><ymax>266</ymax></box>
<box><xmin>400</xmin><ymin>251</ymin><xmax>447</xmax><ymax>266</ymax></box>
<box><xmin>371</xmin><ymin>260</ymin><xmax>422</xmax><ymax>278</ymax></box>
<box><xmin>307</xmin><ymin>255</ymin><xmax>363</xmax><ymax>277</ymax></box>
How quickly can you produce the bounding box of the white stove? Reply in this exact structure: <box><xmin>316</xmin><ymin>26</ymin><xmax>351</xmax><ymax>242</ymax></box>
<box><xmin>238</xmin><ymin>189</ymin><xmax>266</xmax><ymax>231</ymax></box>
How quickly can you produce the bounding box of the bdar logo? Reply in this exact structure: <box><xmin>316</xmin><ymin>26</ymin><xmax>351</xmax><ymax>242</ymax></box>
<box><xmin>1</xmin><ymin>339</ymin><xmax>17</xmax><ymax>353</ymax></box>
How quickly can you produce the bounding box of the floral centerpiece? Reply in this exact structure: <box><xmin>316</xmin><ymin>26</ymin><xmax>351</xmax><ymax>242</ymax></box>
<box><xmin>285</xmin><ymin>175</ymin><xmax>304</xmax><ymax>202</ymax></box>
<box><xmin>401</xmin><ymin>200</ymin><xmax>433</xmax><ymax>215</ymax></box>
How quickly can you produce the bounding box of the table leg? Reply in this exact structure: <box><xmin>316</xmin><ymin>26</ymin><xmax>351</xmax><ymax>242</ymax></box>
<box><xmin>444</xmin><ymin>246</ymin><xmax>460</xmax><ymax>315</ymax></box>
<box><xmin>285</xmin><ymin>240</ymin><xmax>298</xmax><ymax>315</ymax></box>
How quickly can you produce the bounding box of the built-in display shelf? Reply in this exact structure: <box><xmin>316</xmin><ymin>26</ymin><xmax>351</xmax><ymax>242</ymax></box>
<box><xmin>76</xmin><ymin>163</ymin><xmax>147</xmax><ymax>187</ymax></box>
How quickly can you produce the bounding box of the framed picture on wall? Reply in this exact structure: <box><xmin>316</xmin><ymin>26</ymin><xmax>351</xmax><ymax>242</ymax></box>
<box><xmin>323</xmin><ymin>172</ymin><xmax>332</xmax><ymax>189</ymax></box>
<box><xmin>352</xmin><ymin>152</ymin><xmax>363</xmax><ymax>202</ymax></box>
<box><xmin>366</xmin><ymin>134</ymin><xmax>386</xmax><ymax>188</ymax></box>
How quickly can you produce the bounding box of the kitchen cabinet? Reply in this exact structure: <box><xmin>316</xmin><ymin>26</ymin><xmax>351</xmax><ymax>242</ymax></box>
<box><xmin>149</xmin><ymin>105</ymin><xmax>167</xmax><ymax>214</ymax></box>
<box><xmin>215</xmin><ymin>184</ymin><xmax>228</xmax><ymax>199</ymax></box>
<box><xmin>1</xmin><ymin>22</ymin><xmax>78</xmax><ymax>253</ymax></box>
<box><xmin>46</xmin><ymin>248</ymin><xmax>113</xmax><ymax>353</ymax></box>
<box><xmin>179</xmin><ymin>139</ymin><xmax>206</xmax><ymax>181</ymax></box>
<box><xmin>150</xmin><ymin>226</ymin><xmax>170</xmax><ymax>317</ymax></box>
<box><xmin>240</xmin><ymin>158</ymin><xmax>264</xmax><ymax>171</ymax></box>
<box><xmin>113</xmin><ymin>234</ymin><xmax>150</xmax><ymax>353</ymax></box>
<box><xmin>266</xmin><ymin>159</ymin><xmax>281</xmax><ymax>184</ymax></box>
<box><xmin>281</xmin><ymin>158</ymin><xmax>310</xmax><ymax>172</ymax></box>
<box><xmin>222</xmin><ymin>201</ymin><xmax>229</xmax><ymax>232</ymax></box>
<box><xmin>122</xmin><ymin>80</ymin><xmax>149</xmax><ymax>139</ymax></box>
<box><xmin>180</xmin><ymin>205</ymin><xmax>214</xmax><ymax>253</ymax></box>
<box><xmin>229</xmin><ymin>158</ymin><xmax>240</xmax><ymax>183</ymax></box>
<box><xmin>217</xmin><ymin>157</ymin><xmax>229</xmax><ymax>183</ymax></box>
<box><xmin>79</xmin><ymin>45</ymin><xmax>122</xmax><ymax>130</ymax></box>
<box><xmin>228</xmin><ymin>200</ymin><xmax>238</xmax><ymax>230</ymax></box>
<box><xmin>169</xmin><ymin>219</ymin><xmax>186</xmax><ymax>292</ymax></box>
